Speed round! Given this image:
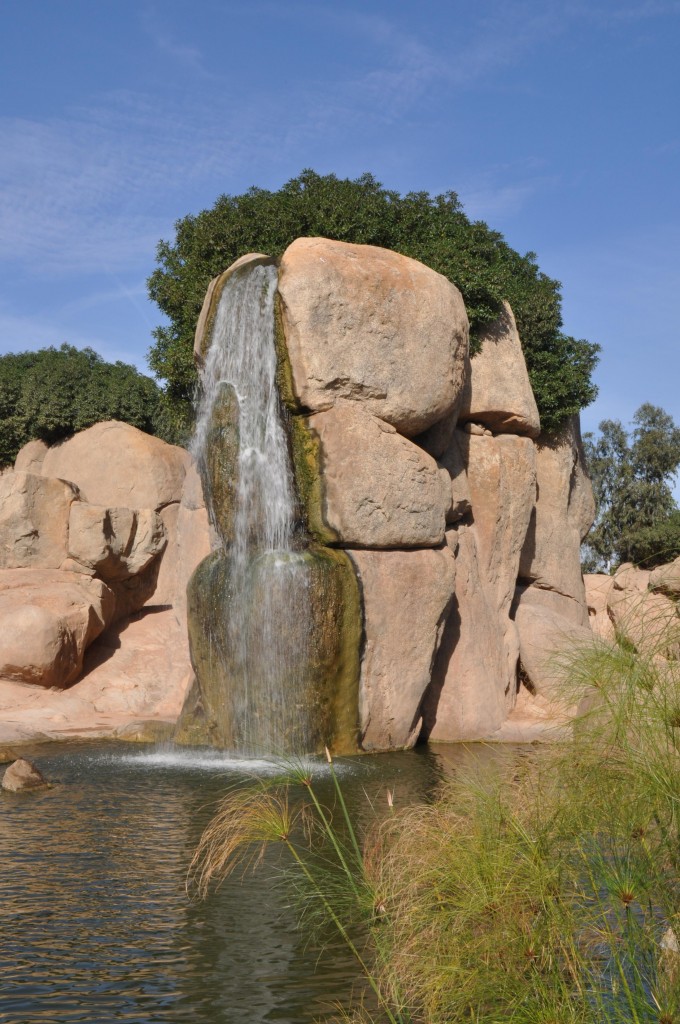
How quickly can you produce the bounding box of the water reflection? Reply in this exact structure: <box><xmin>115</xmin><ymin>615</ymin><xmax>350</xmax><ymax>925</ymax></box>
<box><xmin>0</xmin><ymin>742</ymin><xmax>455</xmax><ymax>1023</ymax></box>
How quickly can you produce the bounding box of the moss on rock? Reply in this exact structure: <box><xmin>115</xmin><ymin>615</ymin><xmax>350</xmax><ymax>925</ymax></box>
<box><xmin>179</xmin><ymin>545</ymin><xmax>362</xmax><ymax>754</ymax></box>
<box><xmin>199</xmin><ymin>381</ymin><xmax>240</xmax><ymax>546</ymax></box>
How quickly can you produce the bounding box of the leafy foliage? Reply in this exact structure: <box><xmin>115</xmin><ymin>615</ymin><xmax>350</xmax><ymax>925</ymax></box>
<box><xmin>583</xmin><ymin>403</ymin><xmax>680</xmax><ymax>570</ymax></box>
<box><xmin>148</xmin><ymin>169</ymin><xmax>599</xmax><ymax>432</ymax></box>
<box><xmin>0</xmin><ymin>344</ymin><xmax>177</xmax><ymax>467</ymax></box>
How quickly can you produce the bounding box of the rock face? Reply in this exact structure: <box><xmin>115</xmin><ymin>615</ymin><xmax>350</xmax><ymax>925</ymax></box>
<box><xmin>424</xmin><ymin>525</ymin><xmax>511</xmax><ymax>741</ymax></box>
<box><xmin>0</xmin><ymin>239</ymin><xmax>598</xmax><ymax>753</ymax></box>
<box><xmin>0</xmin><ymin>422</ymin><xmax>206</xmax><ymax>743</ymax></box>
<box><xmin>513</xmin><ymin>586</ymin><xmax>594</xmax><ymax>702</ymax></box>
<box><xmin>14</xmin><ymin>439</ymin><xmax>48</xmax><ymax>474</ymax></box>
<box><xmin>278</xmin><ymin>237</ymin><xmax>469</xmax><ymax>436</ymax></box>
<box><xmin>2</xmin><ymin>757</ymin><xmax>49</xmax><ymax>792</ymax></box>
<box><xmin>0</xmin><ymin>569</ymin><xmax>114</xmax><ymax>686</ymax></box>
<box><xmin>607</xmin><ymin>563</ymin><xmax>680</xmax><ymax>658</ymax></box>
<box><xmin>0</xmin><ymin>472</ymin><xmax>79</xmax><ymax>569</ymax></box>
<box><xmin>519</xmin><ymin>417</ymin><xmax>595</xmax><ymax>623</ymax></box>
<box><xmin>349</xmin><ymin>547</ymin><xmax>455</xmax><ymax>750</ymax></box>
<box><xmin>584</xmin><ymin>574</ymin><xmax>616</xmax><ymax>642</ymax></box>
<box><xmin>185</xmin><ymin>240</ymin><xmax>595</xmax><ymax>752</ymax></box>
<box><xmin>459</xmin><ymin>302</ymin><xmax>541</xmax><ymax>438</ymax></box>
<box><xmin>303</xmin><ymin>403</ymin><xmax>450</xmax><ymax>547</ymax></box>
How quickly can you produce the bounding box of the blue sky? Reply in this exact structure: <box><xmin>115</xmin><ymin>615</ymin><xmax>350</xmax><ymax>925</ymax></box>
<box><xmin>1</xmin><ymin>0</ymin><xmax>678</xmax><ymax>443</ymax></box>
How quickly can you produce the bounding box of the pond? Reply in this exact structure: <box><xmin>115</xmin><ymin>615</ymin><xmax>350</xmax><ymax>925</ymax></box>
<box><xmin>0</xmin><ymin>741</ymin><xmax>495</xmax><ymax>1024</ymax></box>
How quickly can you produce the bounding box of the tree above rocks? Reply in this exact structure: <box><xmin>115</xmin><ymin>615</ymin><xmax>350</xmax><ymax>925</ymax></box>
<box><xmin>583</xmin><ymin>403</ymin><xmax>680</xmax><ymax>571</ymax></box>
<box><xmin>147</xmin><ymin>169</ymin><xmax>600</xmax><ymax>433</ymax></box>
<box><xmin>0</xmin><ymin>344</ymin><xmax>177</xmax><ymax>467</ymax></box>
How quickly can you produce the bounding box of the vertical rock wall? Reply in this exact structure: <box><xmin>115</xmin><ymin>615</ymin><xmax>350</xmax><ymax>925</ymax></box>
<box><xmin>188</xmin><ymin>236</ymin><xmax>595</xmax><ymax>753</ymax></box>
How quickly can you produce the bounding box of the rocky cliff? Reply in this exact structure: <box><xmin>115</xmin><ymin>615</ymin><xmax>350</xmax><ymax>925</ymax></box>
<box><xmin>0</xmin><ymin>238</ymin><xmax>603</xmax><ymax>751</ymax></box>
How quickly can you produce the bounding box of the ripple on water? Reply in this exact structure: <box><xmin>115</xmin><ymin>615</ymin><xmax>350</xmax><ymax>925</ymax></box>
<box><xmin>0</xmin><ymin>742</ymin><xmax>447</xmax><ymax>1024</ymax></box>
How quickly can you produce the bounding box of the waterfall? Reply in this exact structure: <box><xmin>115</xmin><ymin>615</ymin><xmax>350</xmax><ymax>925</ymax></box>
<box><xmin>192</xmin><ymin>264</ymin><xmax>313</xmax><ymax>755</ymax></box>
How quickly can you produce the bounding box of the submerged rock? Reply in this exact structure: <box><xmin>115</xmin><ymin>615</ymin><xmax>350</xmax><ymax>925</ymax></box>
<box><xmin>2</xmin><ymin>758</ymin><xmax>50</xmax><ymax>793</ymax></box>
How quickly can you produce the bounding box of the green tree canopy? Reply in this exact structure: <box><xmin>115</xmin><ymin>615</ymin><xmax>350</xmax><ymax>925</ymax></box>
<box><xmin>583</xmin><ymin>403</ymin><xmax>680</xmax><ymax>571</ymax></box>
<box><xmin>147</xmin><ymin>169</ymin><xmax>600</xmax><ymax>432</ymax></box>
<box><xmin>0</xmin><ymin>344</ymin><xmax>175</xmax><ymax>467</ymax></box>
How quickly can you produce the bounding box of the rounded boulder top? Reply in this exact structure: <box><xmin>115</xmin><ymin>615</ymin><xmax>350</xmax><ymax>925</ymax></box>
<box><xmin>40</xmin><ymin>421</ymin><xmax>189</xmax><ymax>512</ymax></box>
<box><xmin>277</xmin><ymin>237</ymin><xmax>469</xmax><ymax>437</ymax></box>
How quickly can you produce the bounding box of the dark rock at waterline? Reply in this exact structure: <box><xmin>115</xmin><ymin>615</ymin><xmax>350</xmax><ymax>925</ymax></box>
<box><xmin>2</xmin><ymin>757</ymin><xmax>50</xmax><ymax>793</ymax></box>
<box><xmin>180</xmin><ymin>544</ymin><xmax>362</xmax><ymax>754</ymax></box>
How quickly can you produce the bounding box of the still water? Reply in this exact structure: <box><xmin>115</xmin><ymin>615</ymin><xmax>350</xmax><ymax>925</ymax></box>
<box><xmin>0</xmin><ymin>742</ymin><xmax>485</xmax><ymax>1024</ymax></box>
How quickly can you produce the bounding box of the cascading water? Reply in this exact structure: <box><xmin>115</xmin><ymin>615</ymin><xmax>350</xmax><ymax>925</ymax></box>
<box><xmin>191</xmin><ymin>264</ymin><xmax>314</xmax><ymax>755</ymax></box>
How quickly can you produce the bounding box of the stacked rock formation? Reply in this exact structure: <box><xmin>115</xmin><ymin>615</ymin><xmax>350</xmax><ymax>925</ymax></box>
<box><xmin>0</xmin><ymin>422</ymin><xmax>210</xmax><ymax>744</ymax></box>
<box><xmin>586</xmin><ymin>559</ymin><xmax>680</xmax><ymax>657</ymax></box>
<box><xmin>188</xmin><ymin>238</ymin><xmax>596</xmax><ymax>752</ymax></box>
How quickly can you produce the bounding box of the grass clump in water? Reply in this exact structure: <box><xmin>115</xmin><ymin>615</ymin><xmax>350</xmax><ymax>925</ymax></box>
<box><xmin>192</xmin><ymin>619</ymin><xmax>680</xmax><ymax>1023</ymax></box>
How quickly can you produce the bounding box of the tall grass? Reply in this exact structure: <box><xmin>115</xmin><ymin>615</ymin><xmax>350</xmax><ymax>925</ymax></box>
<box><xmin>191</xmin><ymin>613</ymin><xmax>680</xmax><ymax>1023</ymax></box>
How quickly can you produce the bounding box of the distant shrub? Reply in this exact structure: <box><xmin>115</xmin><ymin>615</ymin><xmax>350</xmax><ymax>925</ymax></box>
<box><xmin>0</xmin><ymin>343</ymin><xmax>180</xmax><ymax>466</ymax></box>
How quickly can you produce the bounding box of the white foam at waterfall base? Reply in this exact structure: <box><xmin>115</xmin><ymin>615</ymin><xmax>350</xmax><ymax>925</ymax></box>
<box><xmin>116</xmin><ymin>749</ymin><xmax>356</xmax><ymax>778</ymax></box>
<box><xmin>192</xmin><ymin>264</ymin><xmax>315</xmax><ymax>755</ymax></box>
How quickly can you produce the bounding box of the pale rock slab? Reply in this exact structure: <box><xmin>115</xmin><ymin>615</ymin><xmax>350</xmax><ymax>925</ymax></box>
<box><xmin>0</xmin><ymin>608</ymin><xmax>194</xmax><ymax>745</ymax></box>
<box><xmin>514</xmin><ymin>584</ymin><xmax>595</xmax><ymax>701</ymax></box>
<box><xmin>0</xmin><ymin>472</ymin><xmax>79</xmax><ymax>569</ymax></box>
<box><xmin>424</xmin><ymin>524</ymin><xmax>510</xmax><ymax>742</ymax></box>
<box><xmin>349</xmin><ymin>547</ymin><xmax>456</xmax><ymax>751</ymax></box>
<box><xmin>459</xmin><ymin>301</ymin><xmax>541</xmax><ymax>438</ymax></box>
<box><xmin>14</xmin><ymin>439</ymin><xmax>49</xmax><ymax>475</ymax></box>
<box><xmin>649</xmin><ymin>556</ymin><xmax>680</xmax><ymax>596</ymax></box>
<box><xmin>0</xmin><ymin>569</ymin><xmax>115</xmax><ymax>687</ymax></box>
<box><xmin>278</xmin><ymin>237</ymin><xmax>469</xmax><ymax>436</ymax></box>
<box><xmin>519</xmin><ymin>416</ymin><xmax>595</xmax><ymax>610</ymax></box>
<box><xmin>607</xmin><ymin>569</ymin><xmax>680</xmax><ymax>659</ymax></box>
<box><xmin>307</xmin><ymin>404</ymin><xmax>450</xmax><ymax>547</ymax></box>
<box><xmin>584</xmin><ymin>574</ymin><xmax>616</xmax><ymax>641</ymax></box>
<box><xmin>463</xmin><ymin>432</ymin><xmax>536</xmax><ymax>689</ymax></box>
<box><xmin>41</xmin><ymin>421</ymin><xmax>189</xmax><ymax>511</ymax></box>
<box><xmin>517</xmin><ymin>581</ymin><xmax>590</xmax><ymax>629</ymax></box>
<box><xmin>437</xmin><ymin>429</ymin><xmax>472</xmax><ymax>523</ymax></box>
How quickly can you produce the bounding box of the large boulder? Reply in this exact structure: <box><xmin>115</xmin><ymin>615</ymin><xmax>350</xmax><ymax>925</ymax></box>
<box><xmin>464</xmin><ymin>432</ymin><xmax>536</xmax><ymax>617</ymax></box>
<box><xmin>0</xmin><ymin>472</ymin><xmax>78</xmax><ymax>569</ymax></box>
<box><xmin>437</xmin><ymin>428</ymin><xmax>472</xmax><ymax>523</ymax></box>
<box><xmin>14</xmin><ymin>439</ymin><xmax>48</xmax><ymax>475</ymax></box>
<box><xmin>463</xmin><ymin>432</ymin><xmax>536</xmax><ymax>689</ymax></box>
<box><xmin>650</xmin><ymin>556</ymin><xmax>680</xmax><ymax>596</ymax></box>
<box><xmin>423</xmin><ymin>525</ymin><xmax>511</xmax><ymax>742</ymax></box>
<box><xmin>41</xmin><ymin>421</ymin><xmax>189</xmax><ymax>511</ymax></box>
<box><xmin>607</xmin><ymin>564</ymin><xmax>680</xmax><ymax>658</ymax></box>
<box><xmin>514</xmin><ymin>584</ymin><xmax>595</xmax><ymax>701</ymax></box>
<box><xmin>155</xmin><ymin>461</ymin><xmax>213</xmax><ymax>619</ymax></box>
<box><xmin>584</xmin><ymin>573</ymin><xmax>616</xmax><ymax>641</ymax></box>
<box><xmin>278</xmin><ymin>237</ymin><xmax>469</xmax><ymax>436</ymax></box>
<box><xmin>348</xmin><ymin>547</ymin><xmax>455</xmax><ymax>751</ymax></box>
<box><xmin>519</xmin><ymin>416</ymin><xmax>595</xmax><ymax>615</ymax></box>
<box><xmin>458</xmin><ymin>301</ymin><xmax>541</xmax><ymax>438</ymax></box>
<box><xmin>301</xmin><ymin>403</ymin><xmax>451</xmax><ymax>547</ymax></box>
<box><xmin>0</xmin><ymin>569</ymin><xmax>115</xmax><ymax>687</ymax></box>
